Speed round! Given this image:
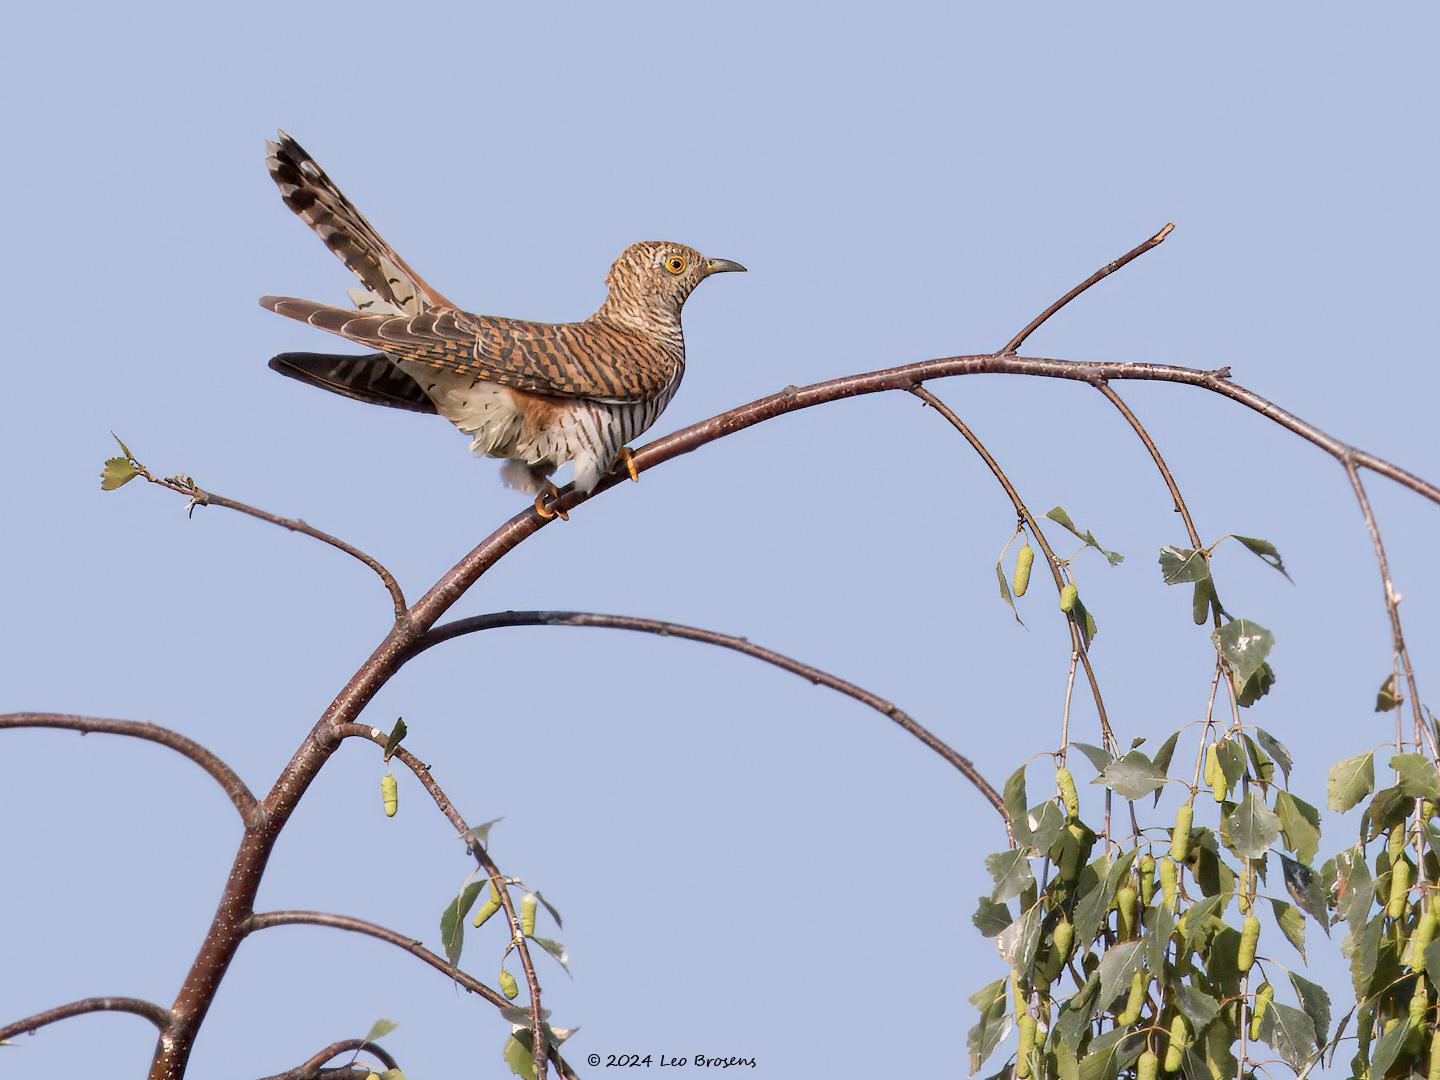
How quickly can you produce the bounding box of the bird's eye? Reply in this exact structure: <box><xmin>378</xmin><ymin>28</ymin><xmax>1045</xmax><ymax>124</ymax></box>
<box><xmin>663</xmin><ymin>254</ymin><xmax>688</xmax><ymax>275</ymax></box>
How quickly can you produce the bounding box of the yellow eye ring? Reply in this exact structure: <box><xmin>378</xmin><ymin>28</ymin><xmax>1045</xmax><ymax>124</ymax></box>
<box><xmin>663</xmin><ymin>254</ymin><xmax>688</xmax><ymax>275</ymax></box>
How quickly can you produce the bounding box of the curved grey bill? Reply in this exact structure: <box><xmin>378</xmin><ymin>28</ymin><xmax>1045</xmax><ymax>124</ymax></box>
<box><xmin>705</xmin><ymin>258</ymin><xmax>747</xmax><ymax>274</ymax></box>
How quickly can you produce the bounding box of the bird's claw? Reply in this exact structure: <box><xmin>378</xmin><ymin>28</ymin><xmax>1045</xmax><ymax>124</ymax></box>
<box><xmin>619</xmin><ymin>447</ymin><xmax>640</xmax><ymax>483</ymax></box>
<box><xmin>535</xmin><ymin>483</ymin><xmax>569</xmax><ymax>521</ymax></box>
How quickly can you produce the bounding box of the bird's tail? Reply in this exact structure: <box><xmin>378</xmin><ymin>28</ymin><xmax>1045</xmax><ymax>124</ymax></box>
<box><xmin>267</xmin><ymin>352</ymin><xmax>438</xmax><ymax>414</ymax></box>
<box><xmin>266</xmin><ymin>131</ymin><xmax>455</xmax><ymax>315</ymax></box>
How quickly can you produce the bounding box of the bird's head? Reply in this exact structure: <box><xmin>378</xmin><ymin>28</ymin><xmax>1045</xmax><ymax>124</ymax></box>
<box><xmin>596</xmin><ymin>241</ymin><xmax>745</xmax><ymax>331</ymax></box>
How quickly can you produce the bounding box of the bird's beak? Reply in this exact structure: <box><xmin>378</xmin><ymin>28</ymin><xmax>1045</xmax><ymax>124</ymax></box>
<box><xmin>704</xmin><ymin>258</ymin><xmax>747</xmax><ymax>275</ymax></box>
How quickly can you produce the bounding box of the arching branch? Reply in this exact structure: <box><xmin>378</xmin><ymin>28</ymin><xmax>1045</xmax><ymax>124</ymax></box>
<box><xmin>0</xmin><ymin>713</ymin><xmax>256</xmax><ymax>821</ymax></box>
<box><xmin>0</xmin><ymin>997</ymin><xmax>173</xmax><ymax>1043</ymax></box>
<box><xmin>405</xmin><ymin>610</ymin><xmax>1008</xmax><ymax>820</ymax></box>
<box><xmin>255</xmin><ymin>1038</ymin><xmax>398</xmax><ymax>1080</ymax></box>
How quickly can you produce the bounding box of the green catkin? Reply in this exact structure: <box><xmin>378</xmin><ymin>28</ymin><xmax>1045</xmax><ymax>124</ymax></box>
<box><xmin>499</xmin><ymin>969</ymin><xmax>519</xmax><ymax>1000</ymax></box>
<box><xmin>521</xmin><ymin>894</ymin><xmax>537</xmax><ymax>937</ymax></box>
<box><xmin>1053</xmin><ymin>919</ymin><xmax>1075</xmax><ymax>963</ymax></box>
<box><xmin>381</xmin><ymin>773</ymin><xmax>398</xmax><ymax>817</ymax></box>
<box><xmin>1390</xmin><ymin>858</ymin><xmax>1414</xmax><ymax>918</ymax></box>
<box><xmin>1163</xmin><ymin>1014</ymin><xmax>1189</xmax><ymax>1072</ymax></box>
<box><xmin>1016</xmin><ymin>1014</ymin><xmax>1036</xmax><ymax>1079</ymax></box>
<box><xmin>1206</xmin><ymin>743</ymin><xmax>1225</xmax><ymax>802</ymax></box>
<box><xmin>1170</xmin><ymin>803</ymin><xmax>1194</xmax><ymax>863</ymax></box>
<box><xmin>1117</xmin><ymin>970</ymin><xmax>1147</xmax><ymax>1026</ymax></box>
<box><xmin>1390</xmin><ymin>823</ymin><xmax>1408</xmax><ymax>863</ymax></box>
<box><xmin>1425</xmin><ymin>800</ymin><xmax>1437</xmax><ymax>820</ymax></box>
<box><xmin>1013</xmin><ymin>545</ymin><xmax>1035</xmax><ymax>597</ymax></box>
<box><xmin>1059</xmin><ymin>583</ymin><xmax>1078</xmax><ymax>613</ymax></box>
<box><xmin>1139</xmin><ymin>853</ymin><xmax>1156</xmax><ymax>906</ymax></box>
<box><xmin>1411</xmin><ymin>977</ymin><xmax>1430</xmax><ymax>1026</ymax></box>
<box><xmin>1057</xmin><ymin>766</ymin><xmax>1080</xmax><ymax>821</ymax></box>
<box><xmin>1116</xmin><ymin>885</ymin><xmax>1138</xmax><ymax>939</ymax></box>
<box><xmin>471</xmin><ymin>896</ymin><xmax>501</xmax><ymax>928</ymax></box>
<box><xmin>1414</xmin><ymin>911</ymin><xmax>1439</xmax><ymax>971</ymax></box>
<box><xmin>1238</xmin><ymin>914</ymin><xmax>1260</xmax><ymax>973</ymax></box>
<box><xmin>1160</xmin><ymin>858</ymin><xmax>1178</xmax><ymax>911</ymax></box>
<box><xmin>1059</xmin><ymin>823</ymin><xmax>1088</xmax><ymax>882</ymax></box>
<box><xmin>1250</xmin><ymin>981</ymin><xmax>1273</xmax><ymax>1040</ymax></box>
<box><xmin>1137</xmin><ymin>1050</ymin><xmax>1159</xmax><ymax>1080</ymax></box>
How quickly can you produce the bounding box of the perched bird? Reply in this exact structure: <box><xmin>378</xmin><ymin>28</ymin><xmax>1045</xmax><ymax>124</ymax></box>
<box><xmin>259</xmin><ymin>132</ymin><xmax>745</xmax><ymax>517</ymax></box>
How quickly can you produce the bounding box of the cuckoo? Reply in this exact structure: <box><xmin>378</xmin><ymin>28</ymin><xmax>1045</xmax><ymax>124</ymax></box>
<box><xmin>259</xmin><ymin>132</ymin><xmax>745</xmax><ymax>518</ymax></box>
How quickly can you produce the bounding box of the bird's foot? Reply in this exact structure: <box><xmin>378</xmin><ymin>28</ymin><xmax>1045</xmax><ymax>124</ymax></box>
<box><xmin>618</xmin><ymin>447</ymin><xmax>640</xmax><ymax>483</ymax></box>
<box><xmin>534</xmin><ymin>482</ymin><xmax>569</xmax><ymax>521</ymax></box>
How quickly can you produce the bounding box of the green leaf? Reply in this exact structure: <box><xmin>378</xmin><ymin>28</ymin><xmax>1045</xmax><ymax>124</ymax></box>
<box><xmin>985</xmin><ymin>849</ymin><xmax>1034</xmax><ymax>902</ymax></box>
<box><xmin>1376</xmin><ymin>673</ymin><xmax>1402</xmax><ymax>712</ymax></box>
<box><xmin>100</xmin><ymin>456</ymin><xmax>138</xmax><ymax>491</ymax></box>
<box><xmin>1003</xmin><ymin>766</ymin><xmax>1028</xmax><ymax>824</ymax></box>
<box><xmin>1258</xmin><ymin>1002</ymin><xmax>1319</xmax><ymax>1071</ymax></box>
<box><xmin>1046</xmin><ymin>506</ymin><xmax>1124</xmax><ymax>566</ymax></box>
<box><xmin>1052</xmin><ymin>972</ymin><xmax>1101</xmax><ymax>1055</ymax></box>
<box><xmin>1279</xmin><ymin>855</ymin><xmax>1329</xmax><ymax>936</ymax></box>
<box><xmin>1212</xmin><ymin>618</ymin><xmax>1275</xmax><ymax>685</ymax></box>
<box><xmin>995</xmin><ymin>560</ymin><xmax>1025</xmax><ymax>626</ymax></box>
<box><xmin>972</xmin><ymin>896</ymin><xmax>1013</xmax><ymax>937</ymax></box>
<box><xmin>363</xmin><ymin>1018</ymin><xmax>398</xmax><ymax>1043</ymax></box>
<box><xmin>440</xmin><ymin>881</ymin><xmax>484</xmax><ymax>967</ymax></box>
<box><xmin>1096</xmin><ymin>940</ymin><xmax>1144</xmax><ymax>1011</ymax></box>
<box><xmin>1274</xmin><ymin>790</ymin><xmax>1321</xmax><ymax>864</ymax></box>
<box><xmin>1158</xmin><ymin>546</ymin><xmax>1209</xmax><ymax>585</ymax></box>
<box><xmin>1368</xmin><ymin>1014</ymin><xmax>1415</xmax><ymax>1079</ymax></box>
<box><xmin>530</xmin><ymin>936</ymin><xmax>572</xmax><ymax>974</ymax></box>
<box><xmin>1232</xmin><ymin>661</ymin><xmax>1276</xmax><ymax>707</ymax></box>
<box><xmin>533</xmin><ymin>890</ymin><xmax>564</xmax><ymax>930</ymax></box>
<box><xmin>1255</xmin><ymin>728</ymin><xmax>1293</xmax><ymax>783</ymax></box>
<box><xmin>1242</xmin><ymin>734</ymin><xmax>1275</xmax><ymax>787</ymax></box>
<box><xmin>1069</xmin><ymin>743</ymin><xmax>1114</xmax><ymax>775</ymax></box>
<box><xmin>1215</xmin><ymin>738</ymin><xmax>1246</xmax><ymax>793</ymax></box>
<box><xmin>1150</xmin><ymin>730</ymin><xmax>1182</xmax><ymax>807</ymax></box>
<box><xmin>1072</xmin><ymin>594</ymin><xmax>1099</xmax><ymax>648</ymax></box>
<box><xmin>1016</xmin><ymin>801</ymin><xmax>1064</xmax><ymax>855</ymax></box>
<box><xmin>1145</xmin><ymin>904</ymin><xmax>1175</xmax><ymax>974</ymax></box>
<box><xmin>1073</xmin><ymin>850</ymin><xmax>1136</xmax><ymax>946</ymax></box>
<box><xmin>1424</xmin><ymin>935</ymin><xmax>1440</xmax><ymax>983</ymax></box>
<box><xmin>1093</xmin><ymin>750</ymin><xmax>1166</xmax><ymax>800</ymax></box>
<box><xmin>1179</xmin><ymin>895</ymin><xmax>1222</xmax><ymax>946</ymax></box>
<box><xmin>1173</xmin><ymin>983</ymin><xmax>1221</xmax><ymax>1034</ymax></box>
<box><xmin>1389</xmin><ymin>752</ymin><xmax>1440</xmax><ymax>800</ymax></box>
<box><xmin>996</xmin><ymin>903</ymin><xmax>1044</xmax><ymax>978</ymax></box>
<box><xmin>383</xmin><ymin>718</ymin><xmax>407</xmax><ymax>762</ymax></box>
<box><xmin>1327</xmin><ymin>753</ymin><xmax>1375</xmax><ymax>812</ymax></box>
<box><xmin>1287</xmin><ymin>970</ymin><xmax>1331</xmax><ymax>1045</ymax></box>
<box><xmin>110</xmin><ymin>431</ymin><xmax>135</xmax><ymax>460</ymax></box>
<box><xmin>1226</xmin><ymin>792</ymin><xmax>1281</xmax><ymax>858</ymax></box>
<box><xmin>1270</xmin><ymin>898</ymin><xmax>1307</xmax><ymax>960</ymax></box>
<box><xmin>503</xmin><ymin>1029</ymin><xmax>539</xmax><ymax>1080</ymax></box>
<box><xmin>967</xmin><ymin>977</ymin><xmax>1011</xmax><ymax>1074</ymax></box>
<box><xmin>1077</xmin><ymin>1029</ymin><xmax>1145</xmax><ymax>1080</ymax></box>
<box><xmin>1344</xmin><ymin>912</ymin><xmax>1385</xmax><ymax>998</ymax></box>
<box><xmin>1228</xmin><ymin>534</ymin><xmax>1291</xmax><ymax>580</ymax></box>
<box><xmin>1335</xmin><ymin>845</ymin><xmax>1374</xmax><ymax>933</ymax></box>
<box><xmin>1192</xmin><ymin>577</ymin><xmax>1219</xmax><ymax>625</ymax></box>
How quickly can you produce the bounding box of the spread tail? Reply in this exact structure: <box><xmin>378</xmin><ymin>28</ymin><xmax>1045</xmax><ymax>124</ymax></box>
<box><xmin>267</xmin><ymin>351</ymin><xmax>437</xmax><ymax>414</ymax></box>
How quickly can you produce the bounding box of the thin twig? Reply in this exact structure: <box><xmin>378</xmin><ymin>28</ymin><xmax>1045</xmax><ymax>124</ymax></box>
<box><xmin>0</xmin><ymin>713</ymin><xmax>256</xmax><ymax>822</ymax></box>
<box><xmin>128</xmin><ymin>462</ymin><xmax>408</xmax><ymax>620</ymax></box>
<box><xmin>403</xmin><ymin>611</ymin><xmax>1008</xmax><ymax>820</ymax></box>
<box><xmin>0</xmin><ymin>997</ymin><xmax>173</xmax><ymax>1042</ymax></box>
<box><xmin>1345</xmin><ymin>461</ymin><xmax>1436</xmax><ymax>760</ymax></box>
<box><xmin>908</xmin><ymin>385</ymin><xmax>1117</xmax><ymax>751</ymax></box>
<box><xmin>1096</xmin><ymin>383</ymin><xmax>1204</xmax><ymax>551</ymax></box>
<box><xmin>1001</xmin><ymin>223</ymin><xmax>1174</xmax><ymax>355</ymax></box>
<box><xmin>255</xmin><ymin>1038</ymin><xmax>399</xmax><ymax>1080</ymax></box>
<box><xmin>336</xmin><ymin>724</ymin><xmax>551</xmax><ymax>1077</ymax></box>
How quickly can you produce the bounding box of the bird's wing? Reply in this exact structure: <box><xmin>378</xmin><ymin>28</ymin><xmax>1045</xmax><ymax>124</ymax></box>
<box><xmin>259</xmin><ymin>297</ymin><xmax>673</xmax><ymax>402</ymax></box>
<box><xmin>266</xmin><ymin>132</ymin><xmax>455</xmax><ymax>315</ymax></box>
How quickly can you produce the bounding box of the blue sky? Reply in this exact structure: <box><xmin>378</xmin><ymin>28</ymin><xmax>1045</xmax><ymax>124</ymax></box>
<box><xmin>2</xmin><ymin>3</ymin><xmax>1438</xmax><ymax>1077</ymax></box>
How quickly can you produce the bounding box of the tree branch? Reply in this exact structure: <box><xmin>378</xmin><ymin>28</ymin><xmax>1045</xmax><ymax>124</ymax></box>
<box><xmin>0</xmin><ymin>713</ymin><xmax>256</xmax><ymax>822</ymax></box>
<box><xmin>242</xmin><ymin>912</ymin><xmax>576</xmax><ymax>1079</ymax></box>
<box><xmin>145</xmin><ymin>231</ymin><xmax>1440</xmax><ymax>1077</ymax></box>
<box><xmin>907</xmin><ymin>386</ymin><xmax>1117</xmax><ymax>754</ymax></box>
<box><xmin>1001</xmin><ymin>223</ymin><xmax>1174</xmax><ymax>355</ymax></box>
<box><xmin>122</xmin><ymin>454</ymin><xmax>407</xmax><ymax>620</ymax></box>
<box><xmin>0</xmin><ymin>997</ymin><xmax>173</xmax><ymax>1043</ymax></box>
<box><xmin>404</xmin><ymin>611</ymin><xmax>1008</xmax><ymax>820</ymax></box>
<box><xmin>1095</xmin><ymin>383</ymin><xmax>1204</xmax><ymax>551</ymax></box>
<box><xmin>335</xmin><ymin>723</ymin><xmax>551</xmax><ymax>1077</ymax></box>
<box><xmin>255</xmin><ymin>1038</ymin><xmax>398</xmax><ymax>1080</ymax></box>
